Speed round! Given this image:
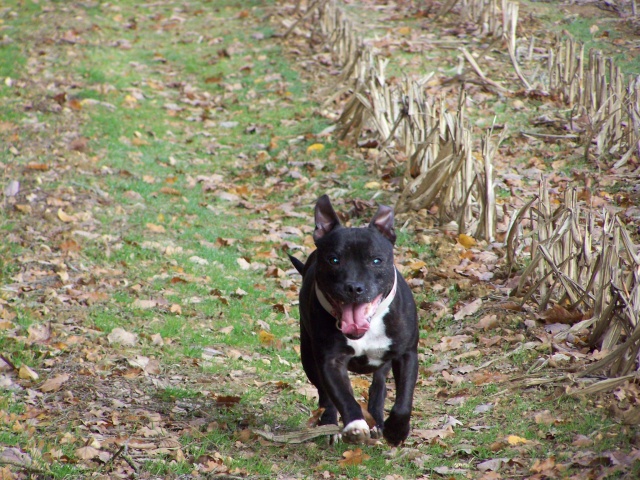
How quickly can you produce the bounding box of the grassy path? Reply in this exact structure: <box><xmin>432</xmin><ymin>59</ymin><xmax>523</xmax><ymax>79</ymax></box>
<box><xmin>0</xmin><ymin>1</ymin><xmax>638</xmax><ymax>478</ymax></box>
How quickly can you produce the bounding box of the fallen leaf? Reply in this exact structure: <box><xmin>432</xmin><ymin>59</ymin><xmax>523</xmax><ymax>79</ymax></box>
<box><xmin>132</xmin><ymin>299</ymin><xmax>157</xmax><ymax>309</ymax></box>
<box><xmin>107</xmin><ymin>328</ymin><xmax>138</xmax><ymax>346</ymax></box>
<box><xmin>219</xmin><ymin>326</ymin><xmax>234</xmax><ymax>335</ymax></box>
<box><xmin>306</xmin><ymin>408</ymin><xmax>326</xmax><ymax>427</ymax></box>
<box><xmin>476</xmin><ymin>314</ymin><xmax>498</xmax><ymax>330</ymax></box>
<box><xmin>454</xmin><ymin>298</ymin><xmax>482</xmax><ymax>320</ymax></box>
<box><xmin>306</xmin><ymin>143</ymin><xmax>324</xmax><ymax>154</ymax></box>
<box><xmin>533</xmin><ymin>410</ymin><xmax>556</xmax><ymax>425</ymax></box>
<box><xmin>216</xmin><ymin>395</ymin><xmax>241</xmax><ymax>407</ymax></box>
<box><xmin>572</xmin><ymin>434</ymin><xmax>593</xmax><ymax>447</ymax></box>
<box><xmin>0</xmin><ymin>448</ymin><xmax>32</xmax><ymax>468</ymax></box>
<box><xmin>146</xmin><ymin>223</ymin><xmax>166</xmax><ymax>233</ymax></box>
<box><xmin>507</xmin><ymin>435</ymin><xmax>529</xmax><ymax>445</ymax></box>
<box><xmin>539</xmin><ymin>304</ymin><xmax>583</xmax><ymax>325</ymax></box>
<box><xmin>338</xmin><ymin>448</ymin><xmax>370</xmax><ymax>467</ymax></box>
<box><xmin>27</xmin><ymin>323</ymin><xmax>51</xmax><ymax>344</ymax></box>
<box><xmin>259</xmin><ymin>330</ymin><xmax>276</xmax><ymax>346</ymax></box>
<box><xmin>18</xmin><ymin>365</ymin><xmax>39</xmax><ymax>381</ymax></box>
<box><xmin>40</xmin><ymin>373</ymin><xmax>70</xmax><ymax>392</ymax></box>
<box><xmin>57</xmin><ymin>208</ymin><xmax>76</xmax><ymax>223</ymax></box>
<box><xmin>477</xmin><ymin>458</ymin><xmax>508</xmax><ymax>472</ymax></box>
<box><xmin>458</xmin><ymin>233</ymin><xmax>477</xmax><ymax>248</ymax></box>
<box><xmin>413</xmin><ymin>426</ymin><xmax>455</xmax><ymax>442</ymax></box>
<box><xmin>433</xmin><ymin>335</ymin><xmax>471</xmax><ymax>352</ymax></box>
<box><xmin>159</xmin><ymin>186</ymin><xmax>181</xmax><ymax>195</ymax></box>
<box><xmin>530</xmin><ymin>457</ymin><xmax>556</xmax><ymax>474</ymax></box>
<box><xmin>75</xmin><ymin>446</ymin><xmax>100</xmax><ymax>460</ymax></box>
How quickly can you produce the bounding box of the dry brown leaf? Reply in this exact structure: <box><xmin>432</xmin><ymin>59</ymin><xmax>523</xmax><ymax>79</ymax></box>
<box><xmin>338</xmin><ymin>448</ymin><xmax>370</xmax><ymax>467</ymax></box>
<box><xmin>533</xmin><ymin>410</ymin><xmax>556</xmax><ymax>425</ymax></box>
<box><xmin>40</xmin><ymin>373</ymin><xmax>70</xmax><ymax>393</ymax></box>
<box><xmin>476</xmin><ymin>314</ymin><xmax>498</xmax><ymax>330</ymax></box>
<box><xmin>571</xmin><ymin>434</ymin><xmax>593</xmax><ymax>447</ymax></box>
<box><xmin>27</xmin><ymin>323</ymin><xmax>51</xmax><ymax>344</ymax></box>
<box><xmin>132</xmin><ymin>299</ymin><xmax>157</xmax><ymax>309</ymax></box>
<box><xmin>145</xmin><ymin>223</ymin><xmax>165</xmax><ymax>233</ymax></box>
<box><xmin>539</xmin><ymin>304</ymin><xmax>583</xmax><ymax>325</ymax></box>
<box><xmin>433</xmin><ymin>335</ymin><xmax>471</xmax><ymax>352</ymax></box>
<box><xmin>216</xmin><ymin>395</ymin><xmax>241</xmax><ymax>407</ymax></box>
<box><xmin>306</xmin><ymin>408</ymin><xmax>326</xmax><ymax>428</ymax></box>
<box><xmin>413</xmin><ymin>426</ymin><xmax>455</xmax><ymax>442</ymax></box>
<box><xmin>453</xmin><ymin>298</ymin><xmax>482</xmax><ymax>320</ymax></box>
<box><xmin>107</xmin><ymin>327</ymin><xmax>138</xmax><ymax>346</ymax></box>
<box><xmin>75</xmin><ymin>446</ymin><xmax>100</xmax><ymax>460</ymax></box>
<box><xmin>530</xmin><ymin>457</ymin><xmax>556</xmax><ymax>474</ymax></box>
<box><xmin>159</xmin><ymin>186</ymin><xmax>181</xmax><ymax>195</ymax></box>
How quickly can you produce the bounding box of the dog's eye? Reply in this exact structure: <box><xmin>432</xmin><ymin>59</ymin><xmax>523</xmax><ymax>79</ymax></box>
<box><xmin>372</xmin><ymin>258</ymin><xmax>382</xmax><ymax>265</ymax></box>
<box><xmin>328</xmin><ymin>256</ymin><xmax>340</xmax><ymax>265</ymax></box>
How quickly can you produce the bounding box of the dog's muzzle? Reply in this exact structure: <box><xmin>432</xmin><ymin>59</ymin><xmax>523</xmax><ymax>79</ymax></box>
<box><xmin>315</xmin><ymin>270</ymin><xmax>398</xmax><ymax>337</ymax></box>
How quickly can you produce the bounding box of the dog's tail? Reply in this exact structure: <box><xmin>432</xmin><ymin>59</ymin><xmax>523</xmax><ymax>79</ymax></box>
<box><xmin>288</xmin><ymin>254</ymin><xmax>305</xmax><ymax>275</ymax></box>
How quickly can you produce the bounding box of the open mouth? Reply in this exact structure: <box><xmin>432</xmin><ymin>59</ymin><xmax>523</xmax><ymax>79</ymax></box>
<box><xmin>331</xmin><ymin>294</ymin><xmax>383</xmax><ymax>338</ymax></box>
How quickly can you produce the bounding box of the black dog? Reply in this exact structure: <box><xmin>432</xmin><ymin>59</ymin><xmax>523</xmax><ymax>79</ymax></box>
<box><xmin>289</xmin><ymin>195</ymin><xmax>418</xmax><ymax>446</ymax></box>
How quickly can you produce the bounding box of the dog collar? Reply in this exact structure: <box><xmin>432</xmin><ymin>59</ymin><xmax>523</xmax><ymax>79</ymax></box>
<box><xmin>315</xmin><ymin>269</ymin><xmax>398</xmax><ymax>327</ymax></box>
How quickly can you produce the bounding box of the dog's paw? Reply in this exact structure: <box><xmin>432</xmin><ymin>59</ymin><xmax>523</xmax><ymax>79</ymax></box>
<box><xmin>383</xmin><ymin>413</ymin><xmax>410</xmax><ymax>446</ymax></box>
<box><xmin>341</xmin><ymin>419</ymin><xmax>370</xmax><ymax>444</ymax></box>
<box><xmin>370</xmin><ymin>425</ymin><xmax>382</xmax><ymax>439</ymax></box>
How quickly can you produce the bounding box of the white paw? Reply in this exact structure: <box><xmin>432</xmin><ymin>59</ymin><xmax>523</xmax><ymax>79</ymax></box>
<box><xmin>341</xmin><ymin>419</ymin><xmax>370</xmax><ymax>444</ymax></box>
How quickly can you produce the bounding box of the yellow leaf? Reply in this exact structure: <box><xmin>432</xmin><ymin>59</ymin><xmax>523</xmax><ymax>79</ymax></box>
<box><xmin>18</xmin><ymin>365</ymin><xmax>39</xmax><ymax>381</ymax></box>
<box><xmin>57</xmin><ymin>208</ymin><xmax>76</xmax><ymax>223</ymax></box>
<box><xmin>407</xmin><ymin>260</ymin><xmax>427</xmax><ymax>271</ymax></box>
<box><xmin>258</xmin><ymin>330</ymin><xmax>276</xmax><ymax>346</ymax></box>
<box><xmin>364</xmin><ymin>181</ymin><xmax>381</xmax><ymax>189</ymax></box>
<box><xmin>306</xmin><ymin>143</ymin><xmax>324</xmax><ymax>154</ymax></box>
<box><xmin>507</xmin><ymin>435</ymin><xmax>528</xmax><ymax>445</ymax></box>
<box><xmin>458</xmin><ymin>233</ymin><xmax>476</xmax><ymax>249</ymax></box>
<box><xmin>397</xmin><ymin>26</ymin><xmax>412</xmax><ymax>35</ymax></box>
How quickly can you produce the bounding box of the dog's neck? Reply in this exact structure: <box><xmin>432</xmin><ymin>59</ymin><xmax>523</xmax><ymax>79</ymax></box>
<box><xmin>315</xmin><ymin>269</ymin><xmax>398</xmax><ymax>326</ymax></box>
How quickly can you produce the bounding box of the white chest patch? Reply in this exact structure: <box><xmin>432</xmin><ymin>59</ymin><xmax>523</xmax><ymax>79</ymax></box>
<box><xmin>346</xmin><ymin>306</ymin><xmax>392</xmax><ymax>366</ymax></box>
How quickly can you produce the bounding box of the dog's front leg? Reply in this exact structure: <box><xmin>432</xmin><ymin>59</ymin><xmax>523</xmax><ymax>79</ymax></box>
<box><xmin>384</xmin><ymin>350</ymin><xmax>418</xmax><ymax>446</ymax></box>
<box><xmin>368</xmin><ymin>362</ymin><xmax>392</xmax><ymax>439</ymax></box>
<box><xmin>319</xmin><ymin>355</ymin><xmax>370</xmax><ymax>444</ymax></box>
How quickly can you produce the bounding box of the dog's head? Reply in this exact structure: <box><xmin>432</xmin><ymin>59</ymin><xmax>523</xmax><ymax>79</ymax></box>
<box><xmin>312</xmin><ymin>195</ymin><xmax>397</xmax><ymax>340</ymax></box>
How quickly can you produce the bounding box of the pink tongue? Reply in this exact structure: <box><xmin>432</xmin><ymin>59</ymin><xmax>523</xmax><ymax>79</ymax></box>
<box><xmin>340</xmin><ymin>303</ymin><xmax>371</xmax><ymax>336</ymax></box>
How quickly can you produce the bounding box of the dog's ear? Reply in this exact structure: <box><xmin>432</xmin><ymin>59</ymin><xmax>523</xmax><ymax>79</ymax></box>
<box><xmin>313</xmin><ymin>195</ymin><xmax>341</xmax><ymax>242</ymax></box>
<box><xmin>370</xmin><ymin>205</ymin><xmax>396</xmax><ymax>244</ymax></box>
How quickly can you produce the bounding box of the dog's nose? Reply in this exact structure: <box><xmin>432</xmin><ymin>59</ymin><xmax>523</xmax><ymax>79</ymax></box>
<box><xmin>345</xmin><ymin>282</ymin><xmax>365</xmax><ymax>296</ymax></box>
